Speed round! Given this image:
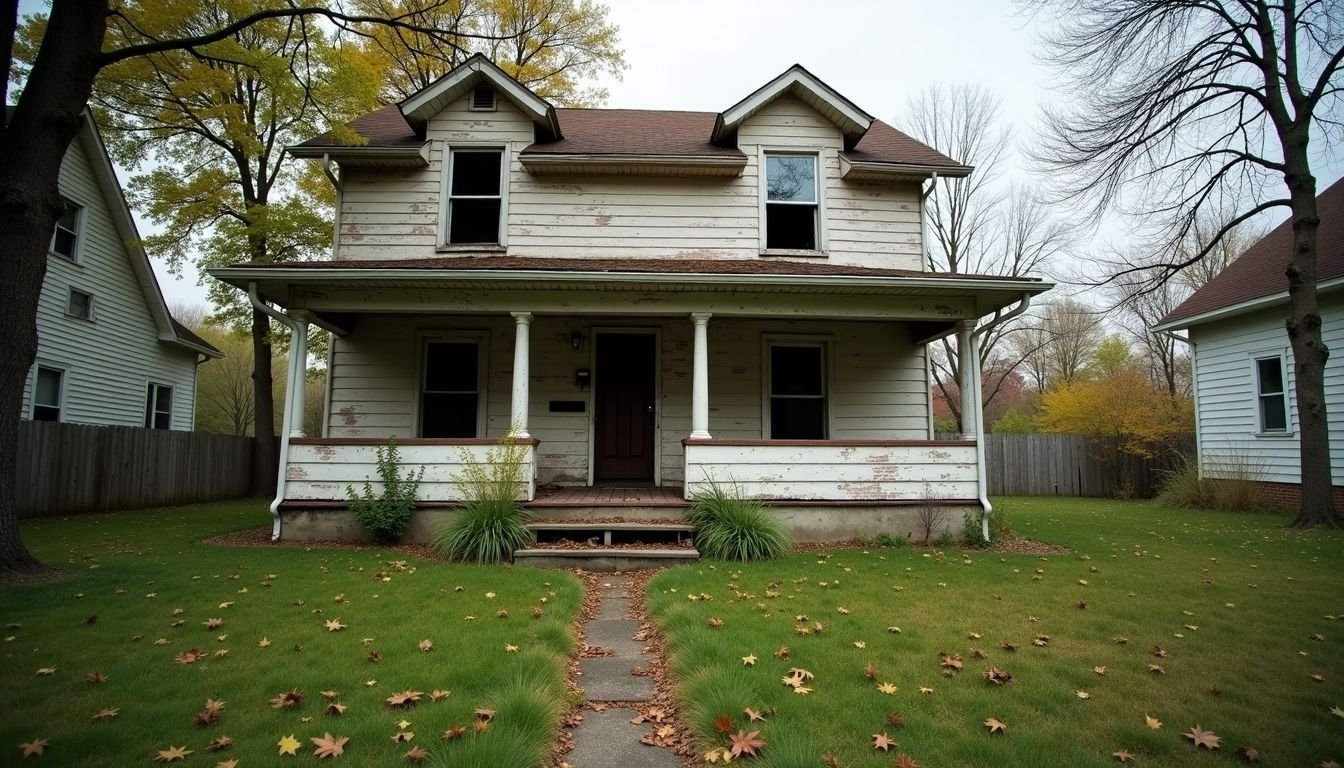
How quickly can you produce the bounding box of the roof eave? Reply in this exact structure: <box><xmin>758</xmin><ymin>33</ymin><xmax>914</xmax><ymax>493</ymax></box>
<box><xmin>286</xmin><ymin>143</ymin><xmax>430</xmax><ymax>167</ymax></box>
<box><xmin>1153</xmin><ymin>274</ymin><xmax>1344</xmax><ymax>331</ymax></box>
<box><xmin>840</xmin><ymin>157</ymin><xmax>974</xmax><ymax>181</ymax></box>
<box><xmin>518</xmin><ymin>153</ymin><xmax>748</xmax><ymax>176</ymax></box>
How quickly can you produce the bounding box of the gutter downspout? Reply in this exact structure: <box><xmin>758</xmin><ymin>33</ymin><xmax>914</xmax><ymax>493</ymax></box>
<box><xmin>1163</xmin><ymin>330</ymin><xmax>1199</xmax><ymax>480</ymax></box>
<box><xmin>970</xmin><ymin>291</ymin><xmax>1034</xmax><ymax>542</ymax></box>
<box><xmin>249</xmin><ymin>282</ymin><xmax>300</xmax><ymax>541</ymax></box>
<box><xmin>920</xmin><ymin>172</ymin><xmax>939</xmax><ymax>439</ymax></box>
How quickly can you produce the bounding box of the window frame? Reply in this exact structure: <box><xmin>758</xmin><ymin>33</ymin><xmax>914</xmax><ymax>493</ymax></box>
<box><xmin>438</xmin><ymin>143</ymin><xmax>509</xmax><ymax>250</ymax></box>
<box><xmin>761</xmin><ymin>334</ymin><xmax>832</xmax><ymax>440</ymax></box>
<box><xmin>30</xmin><ymin>364</ymin><xmax>66</xmax><ymax>423</ymax></box>
<box><xmin>1251</xmin><ymin>351</ymin><xmax>1291</xmax><ymax>436</ymax></box>
<box><xmin>66</xmin><ymin>287</ymin><xmax>95</xmax><ymax>321</ymax></box>
<box><xmin>50</xmin><ymin>198</ymin><xmax>84</xmax><ymax>262</ymax></box>
<box><xmin>144</xmin><ymin>382</ymin><xmax>174</xmax><ymax>430</ymax></box>
<box><xmin>414</xmin><ymin>331</ymin><xmax>490</xmax><ymax>439</ymax></box>
<box><xmin>758</xmin><ymin>147</ymin><xmax>827</xmax><ymax>256</ymax></box>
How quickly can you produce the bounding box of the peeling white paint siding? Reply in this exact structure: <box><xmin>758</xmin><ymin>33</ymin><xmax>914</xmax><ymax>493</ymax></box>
<box><xmin>19</xmin><ymin>135</ymin><xmax>199</xmax><ymax>429</ymax></box>
<box><xmin>335</xmin><ymin>94</ymin><xmax>923</xmax><ymax>270</ymax></box>
<box><xmin>1189</xmin><ymin>296</ymin><xmax>1344</xmax><ymax>485</ymax></box>
<box><xmin>683</xmin><ymin>443</ymin><xmax>977</xmax><ymax>500</ymax></box>
<box><xmin>285</xmin><ymin>442</ymin><xmax>535</xmax><ymax>501</ymax></box>
<box><xmin>326</xmin><ymin>316</ymin><xmax>930</xmax><ymax>487</ymax></box>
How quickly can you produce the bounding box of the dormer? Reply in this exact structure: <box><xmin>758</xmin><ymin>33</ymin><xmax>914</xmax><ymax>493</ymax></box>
<box><xmin>400</xmin><ymin>53</ymin><xmax>561</xmax><ymax>141</ymax></box>
<box><xmin>712</xmin><ymin>64</ymin><xmax>874</xmax><ymax>150</ymax></box>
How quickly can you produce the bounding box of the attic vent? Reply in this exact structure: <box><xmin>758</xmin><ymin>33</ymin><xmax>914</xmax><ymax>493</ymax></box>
<box><xmin>469</xmin><ymin>85</ymin><xmax>496</xmax><ymax>112</ymax></box>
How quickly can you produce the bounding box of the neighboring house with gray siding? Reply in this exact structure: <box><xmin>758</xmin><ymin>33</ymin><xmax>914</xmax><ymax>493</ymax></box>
<box><xmin>14</xmin><ymin>109</ymin><xmax>221</xmax><ymax>430</ymax></box>
<box><xmin>1155</xmin><ymin>177</ymin><xmax>1344</xmax><ymax>507</ymax></box>
<box><xmin>210</xmin><ymin>57</ymin><xmax>1051</xmax><ymax>542</ymax></box>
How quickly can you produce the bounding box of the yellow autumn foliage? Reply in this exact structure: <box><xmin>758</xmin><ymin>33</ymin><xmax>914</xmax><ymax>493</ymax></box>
<box><xmin>1038</xmin><ymin>369</ymin><xmax>1193</xmax><ymax>458</ymax></box>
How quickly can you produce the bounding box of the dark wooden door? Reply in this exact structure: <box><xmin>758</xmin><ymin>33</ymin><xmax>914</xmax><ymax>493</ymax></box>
<box><xmin>594</xmin><ymin>333</ymin><xmax>656</xmax><ymax>483</ymax></box>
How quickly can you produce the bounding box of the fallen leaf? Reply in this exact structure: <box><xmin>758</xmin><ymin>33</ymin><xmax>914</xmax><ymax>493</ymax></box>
<box><xmin>877</xmin><ymin>682</ymin><xmax>898</xmax><ymax>695</ymax></box>
<box><xmin>1145</xmin><ymin>714</ymin><xmax>1162</xmax><ymax>730</ymax></box>
<box><xmin>1184</xmin><ymin>725</ymin><xmax>1221</xmax><ymax>750</ymax></box>
<box><xmin>1236</xmin><ymin>745</ymin><xmax>1260</xmax><ymax>763</ymax></box>
<box><xmin>325</xmin><ymin>619</ymin><xmax>346</xmax><ymax>632</ymax></box>
<box><xmin>270</xmin><ymin>689</ymin><xmax>304</xmax><ymax>709</ymax></box>
<box><xmin>714</xmin><ymin>714</ymin><xmax>734</xmax><ymax>733</ymax></box>
<box><xmin>91</xmin><ymin>707</ymin><xmax>119</xmax><ymax>721</ymax></box>
<box><xmin>19</xmin><ymin>739</ymin><xmax>48</xmax><ymax>757</ymax></box>
<box><xmin>277</xmin><ymin>735</ymin><xmax>301</xmax><ymax>755</ymax></box>
<box><xmin>728</xmin><ymin>730</ymin><xmax>765</xmax><ymax>758</ymax></box>
<box><xmin>1113</xmin><ymin>749</ymin><xmax>1135</xmax><ymax>762</ymax></box>
<box><xmin>311</xmin><ymin>732</ymin><xmax>348</xmax><ymax>759</ymax></box>
<box><xmin>391</xmin><ymin>731</ymin><xmax>414</xmax><ymax>743</ymax></box>
<box><xmin>441</xmin><ymin>726</ymin><xmax>466</xmax><ymax>740</ymax></box>
<box><xmin>207</xmin><ymin>736</ymin><xmax>233</xmax><ymax>752</ymax></box>
<box><xmin>418</xmin><ymin>639</ymin><xmax>433</xmax><ymax>653</ymax></box>
<box><xmin>741</xmin><ymin>655</ymin><xmax>757</xmax><ymax>666</ymax></box>
<box><xmin>985</xmin><ymin>717</ymin><xmax>1007</xmax><ymax>734</ymax></box>
<box><xmin>154</xmin><ymin>745</ymin><xmax>192</xmax><ymax>763</ymax></box>
<box><xmin>404</xmin><ymin>746</ymin><xmax>428</xmax><ymax>763</ymax></box>
<box><xmin>873</xmin><ymin>732</ymin><xmax>896</xmax><ymax>751</ymax></box>
<box><xmin>894</xmin><ymin>754</ymin><xmax>921</xmax><ymax>768</ymax></box>
<box><xmin>386</xmin><ymin>690</ymin><xmax>424</xmax><ymax>709</ymax></box>
<box><xmin>744</xmin><ymin>707</ymin><xmax>767</xmax><ymax>722</ymax></box>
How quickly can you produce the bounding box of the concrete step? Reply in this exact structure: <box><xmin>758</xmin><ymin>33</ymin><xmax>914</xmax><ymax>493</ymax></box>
<box><xmin>513</xmin><ymin>547</ymin><xmax>699</xmax><ymax>571</ymax></box>
<box><xmin>528</xmin><ymin>521</ymin><xmax>695</xmax><ymax>531</ymax></box>
<box><xmin>523</xmin><ymin>504</ymin><xmax>690</xmax><ymax>522</ymax></box>
<box><xmin>528</xmin><ymin>520</ymin><xmax>695</xmax><ymax>546</ymax></box>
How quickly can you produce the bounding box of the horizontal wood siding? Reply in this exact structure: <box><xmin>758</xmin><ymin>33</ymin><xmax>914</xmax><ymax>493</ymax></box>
<box><xmin>683</xmin><ymin>442</ymin><xmax>977</xmax><ymax>500</ymax></box>
<box><xmin>326</xmin><ymin>316</ymin><xmax>931</xmax><ymax>489</ymax></box>
<box><xmin>285</xmin><ymin>442</ymin><xmax>535</xmax><ymax>501</ymax></box>
<box><xmin>1189</xmin><ymin>298</ymin><xmax>1344</xmax><ymax>484</ymax></box>
<box><xmin>16</xmin><ymin>421</ymin><xmax>252</xmax><ymax>517</ymax></box>
<box><xmin>335</xmin><ymin>94</ymin><xmax>924</xmax><ymax>271</ymax></box>
<box><xmin>22</xmin><ymin>133</ymin><xmax>200</xmax><ymax>429</ymax></box>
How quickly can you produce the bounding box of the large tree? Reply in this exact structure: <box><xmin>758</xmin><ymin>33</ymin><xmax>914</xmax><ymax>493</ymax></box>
<box><xmin>0</xmin><ymin>0</ymin><xmax>607</xmax><ymax>574</ymax></box>
<box><xmin>1026</xmin><ymin>0</ymin><xmax>1343</xmax><ymax>527</ymax></box>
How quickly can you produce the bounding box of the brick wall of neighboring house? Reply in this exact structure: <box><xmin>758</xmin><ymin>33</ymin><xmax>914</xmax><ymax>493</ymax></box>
<box><xmin>1253</xmin><ymin>481</ymin><xmax>1344</xmax><ymax>509</ymax></box>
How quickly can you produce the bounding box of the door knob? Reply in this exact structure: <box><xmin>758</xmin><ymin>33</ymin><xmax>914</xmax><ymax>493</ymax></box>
<box><xmin>645</xmin><ymin>405</ymin><xmax>655</xmax><ymax>414</ymax></box>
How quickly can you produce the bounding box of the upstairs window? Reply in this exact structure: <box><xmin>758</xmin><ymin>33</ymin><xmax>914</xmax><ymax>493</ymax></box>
<box><xmin>421</xmin><ymin>339</ymin><xmax>483</xmax><ymax>438</ymax></box>
<box><xmin>767</xmin><ymin>342</ymin><xmax>827</xmax><ymax>439</ymax></box>
<box><xmin>145</xmin><ymin>383</ymin><xmax>173</xmax><ymax>430</ymax></box>
<box><xmin>32</xmin><ymin>366</ymin><xmax>63</xmax><ymax>422</ymax></box>
<box><xmin>51</xmin><ymin>199</ymin><xmax>82</xmax><ymax>261</ymax></box>
<box><xmin>447</xmin><ymin>149</ymin><xmax>503</xmax><ymax>245</ymax></box>
<box><xmin>66</xmin><ymin>288</ymin><xmax>94</xmax><ymax>320</ymax></box>
<box><xmin>764</xmin><ymin>153</ymin><xmax>819</xmax><ymax>250</ymax></box>
<box><xmin>1255</xmin><ymin>355</ymin><xmax>1288</xmax><ymax>433</ymax></box>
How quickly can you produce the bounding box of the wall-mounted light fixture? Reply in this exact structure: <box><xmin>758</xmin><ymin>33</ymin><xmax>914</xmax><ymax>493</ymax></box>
<box><xmin>570</xmin><ymin>331</ymin><xmax>585</xmax><ymax>351</ymax></box>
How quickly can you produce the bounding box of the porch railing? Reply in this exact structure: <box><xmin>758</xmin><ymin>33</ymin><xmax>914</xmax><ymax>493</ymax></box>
<box><xmin>284</xmin><ymin>437</ymin><xmax>538</xmax><ymax>503</ymax></box>
<box><xmin>681</xmin><ymin>438</ymin><xmax>978</xmax><ymax>502</ymax></box>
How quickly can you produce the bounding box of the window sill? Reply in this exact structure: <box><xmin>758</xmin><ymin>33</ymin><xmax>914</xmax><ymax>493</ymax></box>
<box><xmin>435</xmin><ymin>244</ymin><xmax>507</xmax><ymax>254</ymax></box>
<box><xmin>759</xmin><ymin>249</ymin><xmax>828</xmax><ymax>259</ymax></box>
<box><xmin>1254</xmin><ymin>431</ymin><xmax>1294</xmax><ymax>439</ymax></box>
<box><xmin>49</xmin><ymin>251</ymin><xmax>80</xmax><ymax>264</ymax></box>
<box><xmin>64</xmin><ymin>313</ymin><xmax>94</xmax><ymax>323</ymax></box>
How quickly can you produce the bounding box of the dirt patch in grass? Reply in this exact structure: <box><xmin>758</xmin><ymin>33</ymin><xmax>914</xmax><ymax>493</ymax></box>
<box><xmin>202</xmin><ymin>525</ymin><xmax>437</xmax><ymax>559</ymax></box>
<box><xmin>623</xmin><ymin>568</ymin><xmax>699</xmax><ymax>765</ymax></box>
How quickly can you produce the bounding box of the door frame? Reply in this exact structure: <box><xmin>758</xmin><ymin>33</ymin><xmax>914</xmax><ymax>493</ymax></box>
<box><xmin>587</xmin><ymin>326</ymin><xmax>662</xmax><ymax>487</ymax></box>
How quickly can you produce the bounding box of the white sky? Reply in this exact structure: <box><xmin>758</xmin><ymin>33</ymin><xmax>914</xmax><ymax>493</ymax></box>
<box><xmin>17</xmin><ymin>0</ymin><xmax>1344</xmax><ymax>313</ymax></box>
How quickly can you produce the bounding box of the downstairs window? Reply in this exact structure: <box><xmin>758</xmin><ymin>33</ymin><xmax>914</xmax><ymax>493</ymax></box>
<box><xmin>421</xmin><ymin>340</ymin><xmax>483</xmax><ymax>438</ymax></box>
<box><xmin>767</xmin><ymin>342</ymin><xmax>827</xmax><ymax>439</ymax></box>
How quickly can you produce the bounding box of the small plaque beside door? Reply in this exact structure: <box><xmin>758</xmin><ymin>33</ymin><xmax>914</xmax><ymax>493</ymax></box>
<box><xmin>549</xmin><ymin>400</ymin><xmax>586</xmax><ymax>413</ymax></box>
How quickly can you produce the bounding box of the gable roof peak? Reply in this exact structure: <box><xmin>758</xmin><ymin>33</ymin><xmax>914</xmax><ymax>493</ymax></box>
<box><xmin>398</xmin><ymin>53</ymin><xmax>561</xmax><ymax>140</ymax></box>
<box><xmin>713</xmin><ymin>63</ymin><xmax>875</xmax><ymax>149</ymax></box>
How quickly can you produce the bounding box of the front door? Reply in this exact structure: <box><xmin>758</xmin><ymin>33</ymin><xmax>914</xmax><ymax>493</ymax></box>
<box><xmin>593</xmin><ymin>333</ymin><xmax>656</xmax><ymax>484</ymax></box>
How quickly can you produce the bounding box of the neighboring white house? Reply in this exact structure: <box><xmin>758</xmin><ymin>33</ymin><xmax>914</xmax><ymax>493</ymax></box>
<box><xmin>14</xmin><ymin>109</ymin><xmax>222</xmax><ymax>430</ymax></box>
<box><xmin>210</xmin><ymin>57</ymin><xmax>1052</xmax><ymax>542</ymax></box>
<box><xmin>1154</xmin><ymin>177</ymin><xmax>1343</xmax><ymax>507</ymax></box>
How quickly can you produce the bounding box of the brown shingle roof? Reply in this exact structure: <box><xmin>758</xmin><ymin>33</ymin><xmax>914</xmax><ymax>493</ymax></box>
<box><xmin>231</xmin><ymin>255</ymin><xmax>1038</xmax><ymax>282</ymax></box>
<box><xmin>170</xmin><ymin>318</ymin><xmax>222</xmax><ymax>355</ymax></box>
<box><xmin>1161</xmin><ymin>177</ymin><xmax>1344</xmax><ymax>326</ymax></box>
<box><xmin>293</xmin><ymin>107</ymin><xmax>962</xmax><ymax>169</ymax></box>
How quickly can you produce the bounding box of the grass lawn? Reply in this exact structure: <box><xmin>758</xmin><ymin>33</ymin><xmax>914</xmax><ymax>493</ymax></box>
<box><xmin>649</xmin><ymin>497</ymin><xmax>1344</xmax><ymax>767</ymax></box>
<box><xmin>0</xmin><ymin>501</ymin><xmax>582</xmax><ymax>767</ymax></box>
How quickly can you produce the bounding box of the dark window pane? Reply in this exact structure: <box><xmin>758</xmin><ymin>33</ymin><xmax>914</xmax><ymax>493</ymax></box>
<box><xmin>156</xmin><ymin>385</ymin><xmax>173</xmax><ymax>413</ymax></box>
<box><xmin>771</xmin><ymin>398</ymin><xmax>825</xmax><ymax>439</ymax></box>
<box><xmin>421</xmin><ymin>393</ymin><xmax>479</xmax><ymax>437</ymax></box>
<box><xmin>35</xmin><ymin>368</ymin><xmax>61</xmax><ymax>407</ymax></box>
<box><xmin>765</xmin><ymin>155</ymin><xmax>816</xmax><ymax>202</ymax></box>
<box><xmin>1256</xmin><ymin>357</ymin><xmax>1283</xmax><ymax>395</ymax></box>
<box><xmin>33</xmin><ymin>405</ymin><xmax>60</xmax><ymax>422</ymax></box>
<box><xmin>154</xmin><ymin>410</ymin><xmax>171</xmax><ymax>430</ymax></box>
<box><xmin>766</xmin><ymin>203</ymin><xmax>816</xmax><ymax>250</ymax></box>
<box><xmin>771</xmin><ymin>345</ymin><xmax>823</xmax><ymax>396</ymax></box>
<box><xmin>53</xmin><ymin>227</ymin><xmax>77</xmax><ymax>258</ymax></box>
<box><xmin>451</xmin><ymin>151</ymin><xmax>501</xmax><ymax>196</ymax></box>
<box><xmin>1261</xmin><ymin>394</ymin><xmax>1287</xmax><ymax>431</ymax></box>
<box><xmin>425</xmin><ymin>342</ymin><xmax>478</xmax><ymax>392</ymax></box>
<box><xmin>448</xmin><ymin>199</ymin><xmax>502</xmax><ymax>244</ymax></box>
<box><xmin>144</xmin><ymin>386</ymin><xmax>155</xmax><ymax>428</ymax></box>
<box><xmin>68</xmin><ymin>290</ymin><xmax>90</xmax><ymax>318</ymax></box>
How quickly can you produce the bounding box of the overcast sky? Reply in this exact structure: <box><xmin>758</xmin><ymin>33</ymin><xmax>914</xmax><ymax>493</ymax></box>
<box><xmin>17</xmin><ymin>0</ymin><xmax>1344</xmax><ymax>312</ymax></box>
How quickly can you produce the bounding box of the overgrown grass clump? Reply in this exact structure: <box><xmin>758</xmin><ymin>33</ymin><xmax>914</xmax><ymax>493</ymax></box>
<box><xmin>650</xmin><ymin>497</ymin><xmax>1344</xmax><ymax>767</ymax></box>
<box><xmin>433</xmin><ymin>437</ymin><xmax>534</xmax><ymax>564</ymax></box>
<box><xmin>1156</xmin><ymin>456</ymin><xmax>1268</xmax><ymax>512</ymax></box>
<box><xmin>689</xmin><ymin>481</ymin><xmax>792</xmax><ymax>562</ymax></box>
<box><xmin>1</xmin><ymin>501</ymin><xmax>582</xmax><ymax>767</ymax></box>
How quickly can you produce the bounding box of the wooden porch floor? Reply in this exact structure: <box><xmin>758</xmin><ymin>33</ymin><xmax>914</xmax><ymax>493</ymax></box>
<box><xmin>527</xmin><ymin>485</ymin><xmax>689</xmax><ymax>507</ymax></box>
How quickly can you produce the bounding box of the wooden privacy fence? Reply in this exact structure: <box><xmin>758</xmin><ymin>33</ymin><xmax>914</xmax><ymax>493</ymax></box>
<box><xmin>15</xmin><ymin>421</ymin><xmax>255</xmax><ymax>517</ymax></box>
<box><xmin>981</xmin><ymin>433</ymin><xmax>1195</xmax><ymax>498</ymax></box>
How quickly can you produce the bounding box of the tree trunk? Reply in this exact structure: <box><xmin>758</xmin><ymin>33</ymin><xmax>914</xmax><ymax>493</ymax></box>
<box><xmin>0</xmin><ymin>0</ymin><xmax>109</xmax><ymax>574</ymax></box>
<box><xmin>1282</xmin><ymin>161</ymin><xmax>1340</xmax><ymax>527</ymax></box>
<box><xmin>250</xmin><ymin>308</ymin><xmax>276</xmax><ymax>496</ymax></box>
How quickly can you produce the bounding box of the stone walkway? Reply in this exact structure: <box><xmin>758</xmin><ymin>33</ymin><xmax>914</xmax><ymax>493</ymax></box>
<box><xmin>565</xmin><ymin>574</ymin><xmax>681</xmax><ymax>768</ymax></box>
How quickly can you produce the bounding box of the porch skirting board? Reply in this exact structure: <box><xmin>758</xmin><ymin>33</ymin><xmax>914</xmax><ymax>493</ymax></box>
<box><xmin>274</xmin><ymin>501</ymin><xmax>982</xmax><ymax>544</ymax></box>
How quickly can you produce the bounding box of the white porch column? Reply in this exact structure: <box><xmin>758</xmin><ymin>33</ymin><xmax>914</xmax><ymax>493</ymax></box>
<box><xmin>510</xmin><ymin>312</ymin><xmax>532</xmax><ymax>437</ymax></box>
<box><xmin>288</xmin><ymin>313</ymin><xmax>310</xmax><ymax>438</ymax></box>
<box><xmin>956</xmin><ymin>319</ymin><xmax>977</xmax><ymax>440</ymax></box>
<box><xmin>690</xmin><ymin>312</ymin><xmax>712</xmax><ymax>440</ymax></box>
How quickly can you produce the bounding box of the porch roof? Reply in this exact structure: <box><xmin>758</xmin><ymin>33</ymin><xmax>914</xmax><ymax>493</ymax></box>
<box><xmin>210</xmin><ymin>256</ymin><xmax>1050</xmax><ymax>318</ymax></box>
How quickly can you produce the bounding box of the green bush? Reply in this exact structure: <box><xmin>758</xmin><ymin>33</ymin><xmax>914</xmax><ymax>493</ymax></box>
<box><xmin>345</xmin><ymin>438</ymin><xmax>423</xmax><ymax>543</ymax></box>
<box><xmin>689</xmin><ymin>480</ymin><xmax>792</xmax><ymax>562</ymax></box>
<box><xmin>433</xmin><ymin>436</ymin><xmax>534</xmax><ymax>564</ymax></box>
<box><xmin>1157</xmin><ymin>454</ymin><xmax>1266</xmax><ymax>512</ymax></box>
<box><xmin>962</xmin><ymin>507</ymin><xmax>1013</xmax><ymax>548</ymax></box>
<box><xmin>875</xmin><ymin>532</ymin><xmax>909</xmax><ymax>549</ymax></box>
<box><xmin>934</xmin><ymin>529</ymin><xmax>957</xmax><ymax>549</ymax></box>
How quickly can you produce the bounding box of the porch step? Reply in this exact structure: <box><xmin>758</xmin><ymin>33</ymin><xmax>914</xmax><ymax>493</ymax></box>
<box><xmin>513</xmin><ymin>547</ymin><xmax>699</xmax><ymax>571</ymax></box>
<box><xmin>527</xmin><ymin>520</ymin><xmax>695</xmax><ymax>547</ymax></box>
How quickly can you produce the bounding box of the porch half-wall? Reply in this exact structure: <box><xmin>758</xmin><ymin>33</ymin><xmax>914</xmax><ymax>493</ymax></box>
<box><xmin>285</xmin><ymin>437</ymin><xmax>537</xmax><ymax>501</ymax></box>
<box><xmin>682</xmin><ymin>439</ymin><xmax>978</xmax><ymax>501</ymax></box>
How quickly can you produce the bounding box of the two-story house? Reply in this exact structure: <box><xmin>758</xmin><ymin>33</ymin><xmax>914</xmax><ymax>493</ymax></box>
<box><xmin>16</xmin><ymin>108</ymin><xmax>221</xmax><ymax>431</ymax></box>
<box><xmin>211</xmin><ymin>57</ymin><xmax>1051</xmax><ymax>547</ymax></box>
